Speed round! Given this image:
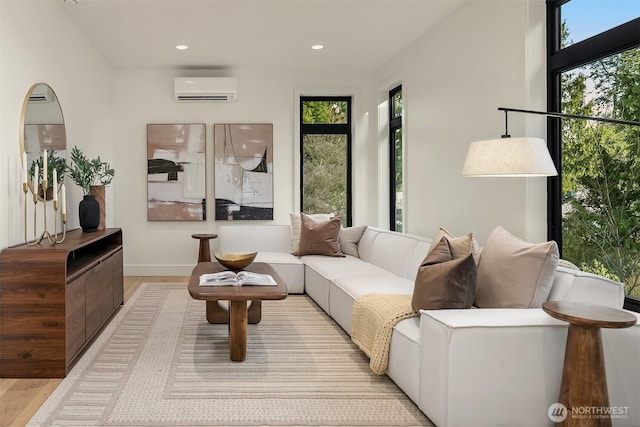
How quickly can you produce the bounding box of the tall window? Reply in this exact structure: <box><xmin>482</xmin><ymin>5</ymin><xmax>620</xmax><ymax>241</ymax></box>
<box><xmin>300</xmin><ymin>97</ymin><xmax>352</xmax><ymax>226</ymax></box>
<box><xmin>547</xmin><ymin>1</ymin><xmax>640</xmax><ymax>310</ymax></box>
<box><xmin>389</xmin><ymin>86</ymin><xmax>403</xmax><ymax>232</ymax></box>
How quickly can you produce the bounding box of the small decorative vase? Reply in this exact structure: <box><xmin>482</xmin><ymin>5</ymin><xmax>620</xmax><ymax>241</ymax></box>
<box><xmin>89</xmin><ymin>185</ymin><xmax>106</xmax><ymax>231</ymax></box>
<box><xmin>79</xmin><ymin>194</ymin><xmax>100</xmax><ymax>232</ymax></box>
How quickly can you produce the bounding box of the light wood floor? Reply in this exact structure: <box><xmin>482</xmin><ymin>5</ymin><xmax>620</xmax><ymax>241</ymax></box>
<box><xmin>0</xmin><ymin>276</ymin><xmax>189</xmax><ymax>427</ymax></box>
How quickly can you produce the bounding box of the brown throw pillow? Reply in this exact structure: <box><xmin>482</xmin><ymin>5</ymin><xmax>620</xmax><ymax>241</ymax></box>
<box><xmin>294</xmin><ymin>213</ymin><xmax>345</xmax><ymax>257</ymax></box>
<box><xmin>412</xmin><ymin>237</ymin><xmax>477</xmax><ymax>311</ymax></box>
<box><xmin>429</xmin><ymin>227</ymin><xmax>481</xmax><ymax>264</ymax></box>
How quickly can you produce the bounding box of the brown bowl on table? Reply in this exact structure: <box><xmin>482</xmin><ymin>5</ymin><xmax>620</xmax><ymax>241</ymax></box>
<box><xmin>213</xmin><ymin>251</ymin><xmax>257</xmax><ymax>270</ymax></box>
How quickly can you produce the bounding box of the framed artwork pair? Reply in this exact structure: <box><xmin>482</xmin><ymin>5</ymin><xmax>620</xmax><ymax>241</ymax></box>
<box><xmin>146</xmin><ymin>123</ymin><xmax>273</xmax><ymax>221</ymax></box>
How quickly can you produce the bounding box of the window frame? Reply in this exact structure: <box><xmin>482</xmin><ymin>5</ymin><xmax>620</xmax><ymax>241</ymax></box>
<box><xmin>389</xmin><ymin>85</ymin><xmax>403</xmax><ymax>232</ymax></box>
<box><xmin>299</xmin><ymin>96</ymin><xmax>353</xmax><ymax>226</ymax></box>
<box><xmin>546</xmin><ymin>0</ymin><xmax>640</xmax><ymax>311</ymax></box>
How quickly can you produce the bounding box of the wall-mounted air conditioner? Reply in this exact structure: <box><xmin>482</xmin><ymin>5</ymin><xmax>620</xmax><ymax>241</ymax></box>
<box><xmin>174</xmin><ymin>77</ymin><xmax>238</xmax><ymax>102</ymax></box>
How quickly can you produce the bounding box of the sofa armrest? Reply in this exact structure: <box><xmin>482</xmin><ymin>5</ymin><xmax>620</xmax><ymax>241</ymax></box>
<box><xmin>419</xmin><ymin>308</ymin><xmax>640</xmax><ymax>427</ymax></box>
<box><xmin>549</xmin><ymin>266</ymin><xmax>625</xmax><ymax>308</ymax></box>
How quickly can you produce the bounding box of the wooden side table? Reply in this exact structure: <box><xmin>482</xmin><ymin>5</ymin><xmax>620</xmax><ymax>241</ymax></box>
<box><xmin>542</xmin><ymin>301</ymin><xmax>637</xmax><ymax>426</ymax></box>
<box><xmin>191</xmin><ymin>233</ymin><xmax>218</xmax><ymax>263</ymax></box>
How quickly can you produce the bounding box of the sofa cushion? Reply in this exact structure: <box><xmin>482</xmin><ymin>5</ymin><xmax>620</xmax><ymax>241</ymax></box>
<box><xmin>475</xmin><ymin>226</ymin><xmax>559</xmax><ymax>308</ymax></box>
<box><xmin>358</xmin><ymin>228</ymin><xmax>431</xmax><ymax>280</ymax></box>
<box><xmin>339</xmin><ymin>226</ymin><xmax>367</xmax><ymax>257</ymax></box>
<box><xmin>294</xmin><ymin>213</ymin><xmax>344</xmax><ymax>257</ymax></box>
<box><xmin>290</xmin><ymin>212</ymin><xmax>334</xmax><ymax>253</ymax></box>
<box><xmin>412</xmin><ymin>238</ymin><xmax>477</xmax><ymax>311</ymax></box>
<box><xmin>217</xmin><ymin>224</ymin><xmax>292</xmax><ymax>253</ymax></box>
<box><xmin>332</xmin><ymin>274</ymin><xmax>416</xmax><ymax>299</ymax></box>
<box><xmin>303</xmin><ymin>254</ymin><xmax>397</xmax><ymax>282</ymax></box>
<box><xmin>254</xmin><ymin>251</ymin><xmax>305</xmax><ymax>294</ymax></box>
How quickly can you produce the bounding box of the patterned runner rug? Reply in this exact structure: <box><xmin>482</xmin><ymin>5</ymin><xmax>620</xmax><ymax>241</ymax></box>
<box><xmin>28</xmin><ymin>283</ymin><xmax>432</xmax><ymax>426</ymax></box>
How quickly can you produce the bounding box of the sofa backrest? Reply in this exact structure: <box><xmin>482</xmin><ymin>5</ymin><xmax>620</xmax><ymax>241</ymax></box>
<box><xmin>358</xmin><ymin>227</ymin><xmax>432</xmax><ymax>280</ymax></box>
<box><xmin>547</xmin><ymin>266</ymin><xmax>625</xmax><ymax>308</ymax></box>
<box><xmin>217</xmin><ymin>225</ymin><xmax>292</xmax><ymax>253</ymax></box>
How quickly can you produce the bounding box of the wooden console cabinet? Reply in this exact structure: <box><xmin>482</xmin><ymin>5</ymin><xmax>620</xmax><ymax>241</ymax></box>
<box><xmin>0</xmin><ymin>228</ymin><xmax>123</xmax><ymax>378</ymax></box>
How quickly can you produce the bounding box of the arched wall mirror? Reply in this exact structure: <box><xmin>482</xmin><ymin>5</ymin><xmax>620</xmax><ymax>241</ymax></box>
<box><xmin>20</xmin><ymin>83</ymin><xmax>66</xmax><ymax>197</ymax></box>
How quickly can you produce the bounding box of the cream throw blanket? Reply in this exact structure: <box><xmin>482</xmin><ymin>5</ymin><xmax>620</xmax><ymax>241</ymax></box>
<box><xmin>351</xmin><ymin>294</ymin><xmax>419</xmax><ymax>375</ymax></box>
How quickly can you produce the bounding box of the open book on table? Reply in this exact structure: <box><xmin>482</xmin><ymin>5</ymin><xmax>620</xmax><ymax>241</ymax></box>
<box><xmin>199</xmin><ymin>271</ymin><xmax>277</xmax><ymax>287</ymax></box>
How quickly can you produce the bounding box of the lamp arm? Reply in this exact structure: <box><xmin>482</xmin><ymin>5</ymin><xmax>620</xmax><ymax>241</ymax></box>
<box><xmin>498</xmin><ymin>107</ymin><xmax>640</xmax><ymax>127</ymax></box>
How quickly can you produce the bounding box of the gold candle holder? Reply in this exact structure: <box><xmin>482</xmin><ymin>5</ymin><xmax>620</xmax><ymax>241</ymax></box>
<box><xmin>23</xmin><ymin>178</ymin><xmax>66</xmax><ymax>246</ymax></box>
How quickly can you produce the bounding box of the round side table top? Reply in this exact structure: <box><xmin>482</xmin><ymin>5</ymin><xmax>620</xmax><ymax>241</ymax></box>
<box><xmin>191</xmin><ymin>233</ymin><xmax>218</xmax><ymax>240</ymax></box>
<box><xmin>542</xmin><ymin>301</ymin><xmax>637</xmax><ymax>329</ymax></box>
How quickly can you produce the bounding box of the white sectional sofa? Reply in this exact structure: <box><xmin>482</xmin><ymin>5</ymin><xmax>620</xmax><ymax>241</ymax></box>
<box><xmin>217</xmin><ymin>224</ymin><xmax>640</xmax><ymax>426</ymax></box>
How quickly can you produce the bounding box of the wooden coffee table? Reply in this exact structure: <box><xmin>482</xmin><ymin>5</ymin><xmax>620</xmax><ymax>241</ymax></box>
<box><xmin>188</xmin><ymin>262</ymin><xmax>287</xmax><ymax>361</ymax></box>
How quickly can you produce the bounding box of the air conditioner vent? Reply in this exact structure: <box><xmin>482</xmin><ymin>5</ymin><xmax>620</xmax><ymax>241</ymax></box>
<box><xmin>29</xmin><ymin>86</ymin><xmax>53</xmax><ymax>102</ymax></box>
<box><xmin>176</xmin><ymin>94</ymin><xmax>233</xmax><ymax>102</ymax></box>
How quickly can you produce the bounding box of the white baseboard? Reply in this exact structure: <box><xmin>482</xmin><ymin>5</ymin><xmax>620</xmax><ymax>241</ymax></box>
<box><xmin>124</xmin><ymin>264</ymin><xmax>195</xmax><ymax>277</ymax></box>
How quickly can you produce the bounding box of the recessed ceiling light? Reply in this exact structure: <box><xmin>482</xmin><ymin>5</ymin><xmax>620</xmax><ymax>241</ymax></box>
<box><xmin>311</xmin><ymin>44</ymin><xmax>324</xmax><ymax>50</ymax></box>
<box><xmin>176</xmin><ymin>44</ymin><xmax>189</xmax><ymax>50</ymax></box>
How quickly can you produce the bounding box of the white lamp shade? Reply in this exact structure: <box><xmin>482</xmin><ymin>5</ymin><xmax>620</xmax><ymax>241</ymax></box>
<box><xmin>461</xmin><ymin>137</ymin><xmax>558</xmax><ymax>177</ymax></box>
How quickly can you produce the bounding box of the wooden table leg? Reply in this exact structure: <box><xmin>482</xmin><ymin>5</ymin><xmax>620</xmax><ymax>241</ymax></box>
<box><xmin>229</xmin><ymin>300</ymin><xmax>248</xmax><ymax>361</ymax></box>
<box><xmin>206</xmin><ymin>300</ymin><xmax>229</xmax><ymax>324</ymax></box>
<box><xmin>207</xmin><ymin>300</ymin><xmax>261</xmax><ymax>324</ymax></box>
<box><xmin>248</xmin><ymin>300</ymin><xmax>262</xmax><ymax>324</ymax></box>
<box><xmin>559</xmin><ymin>324</ymin><xmax>610</xmax><ymax>427</ymax></box>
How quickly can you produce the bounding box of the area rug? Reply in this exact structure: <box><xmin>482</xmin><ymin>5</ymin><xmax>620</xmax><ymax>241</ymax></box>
<box><xmin>28</xmin><ymin>283</ymin><xmax>432</xmax><ymax>426</ymax></box>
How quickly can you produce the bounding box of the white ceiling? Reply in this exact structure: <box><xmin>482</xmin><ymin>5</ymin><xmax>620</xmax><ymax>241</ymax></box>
<box><xmin>59</xmin><ymin>0</ymin><xmax>465</xmax><ymax>71</ymax></box>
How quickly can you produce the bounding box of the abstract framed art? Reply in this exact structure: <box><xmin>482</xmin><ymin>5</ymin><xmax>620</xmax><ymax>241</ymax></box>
<box><xmin>147</xmin><ymin>123</ymin><xmax>206</xmax><ymax>221</ymax></box>
<box><xmin>213</xmin><ymin>123</ymin><xmax>273</xmax><ymax>220</ymax></box>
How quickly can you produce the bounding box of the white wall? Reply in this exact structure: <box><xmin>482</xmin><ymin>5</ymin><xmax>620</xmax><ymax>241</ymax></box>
<box><xmin>0</xmin><ymin>1</ymin><xmax>114</xmax><ymax>250</ymax></box>
<box><xmin>113</xmin><ymin>68</ymin><xmax>376</xmax><ymax>275</ymax></box>
<box><xmin>375</xmin><ymin>0</ymin><xmax>548</xmax><ymax>245</ymax></box>
<box><xmin>1</xmin><ymin>0</ymin><xmax>549</xmax><ymax>276</ymax></box>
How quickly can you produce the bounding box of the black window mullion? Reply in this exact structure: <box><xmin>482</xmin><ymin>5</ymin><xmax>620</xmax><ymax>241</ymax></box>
<box><xmin>301</xmin><ymin>124</ymin><xmax>350</xmax><ymax>135</ymax></box>
<box><xmin>549</xmin><ymin>18</ymin><xmax>640</xmax><ymax>72</ymax></box>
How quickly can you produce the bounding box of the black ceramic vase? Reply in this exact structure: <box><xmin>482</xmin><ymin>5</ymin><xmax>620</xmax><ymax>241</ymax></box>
<box><xmin>79</xmin><ymin>194</ymin><xmax>100</xmax><ymax>232</ymax></box>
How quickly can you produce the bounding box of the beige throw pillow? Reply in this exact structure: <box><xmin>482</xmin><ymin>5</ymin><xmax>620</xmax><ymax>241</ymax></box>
<box><xmin>429</xmin><ymin>227</ymin><xmax>480</xmax><ymax>263</ymax></box>
<box><xmin>294</xmin><ymin>213</ymin><xmax>345</xmax><ymax>257</ymax></box>
<box><xmin>338</xmin><ymin>226</ymin><xmax>367</xmax><ymax>257</ymax></box>
<box><xmin>290</xmin><ymin>212</ymin><xmax>334</xmax><ymax>253</ymax></box>
<box><xmin>474</xmin><ymin>226</ymin><xmax>559</xmax><ymax>308</ymax></box>
<box><xmin>412</xmin><ymin>237</ymin><xmax>477</xmax><ymax>311</ymax></box>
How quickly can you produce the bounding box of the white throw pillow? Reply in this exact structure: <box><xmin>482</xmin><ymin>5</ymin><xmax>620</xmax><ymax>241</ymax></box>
<box><xmin>474</xmin><ymin>226</ymin><xmax>559</xmax><ymax>308</ymax></box>
<box><xmin>290</xmin><ymin>212</ymin><xmax>334</xmax><ymax>253</ymax></box>
<box><xmin>338</xmin><ymin>226</ymin><xmax>367</xmax><ymax>257</ymax></box>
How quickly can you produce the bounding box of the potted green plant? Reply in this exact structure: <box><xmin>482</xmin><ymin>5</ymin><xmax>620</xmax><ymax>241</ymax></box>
<box><xmin>66</xmin><ymin>146</ymin><xmax>115</xmax><ymax>232</ymax></box>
